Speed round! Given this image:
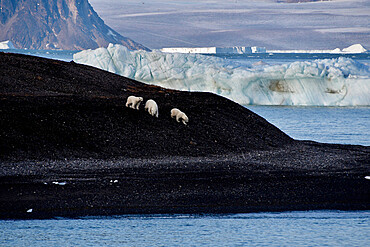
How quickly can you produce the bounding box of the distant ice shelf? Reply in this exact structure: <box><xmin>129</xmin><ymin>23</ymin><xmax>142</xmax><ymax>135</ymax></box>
<box><xmin>161</xmin><ymin>46</ymin><xmax>266</xmax><ymax>54</ymax></box>
<box><xmin>160</xmin><ymin>44</ymin><xmax>367</xmax><ymax>54</ymax></box>
<box><xmin>268</xmin><ymin>44</ymin><xmax>367</xmax><ymax>54</ymax></box>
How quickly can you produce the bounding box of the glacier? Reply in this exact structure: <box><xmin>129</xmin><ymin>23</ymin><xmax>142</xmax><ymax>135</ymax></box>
<box><xmin>73</xmin><ymin>44</ymin><xmax>370</xmax><ymax>106</ymax></box>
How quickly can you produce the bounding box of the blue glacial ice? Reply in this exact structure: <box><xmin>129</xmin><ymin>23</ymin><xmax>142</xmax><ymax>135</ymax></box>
<box><xmin>73</xmin><ymin>44</ymin><xmax>370</xmax><ymax>106</ymax></box>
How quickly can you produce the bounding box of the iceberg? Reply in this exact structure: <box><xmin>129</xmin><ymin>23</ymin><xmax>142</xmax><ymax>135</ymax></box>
<box><xmin>342</xmin><ymin>44</ymin><xmax>367</xmax><ymax>54</ymax></box>
<box><xmin>74</xmin><ymin>44</ymin><xmax>370</xmax><ymax>106</ymax></box>
<box><xmin>0</xmin><ymin>40</ymin><xmax>15</xmax><ymax>49</ymax></box>
<box><xmin>331</xmin><ymin>48</ymin><xmax>342</xmax><ymax>53</ymax></box>
<box><xmin>267</xmin><ymin>44</ymin><xmax>367</xmax><ymax>54</ymax></box>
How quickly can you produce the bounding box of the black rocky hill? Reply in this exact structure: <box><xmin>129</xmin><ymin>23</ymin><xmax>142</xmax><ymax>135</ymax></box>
<box><xmin>1</xmin><ymin>52</ymin><xmax>369</xmax><ymax>218</ymax></box>
<box><xmin>0</xmin><ymin>52</ymin><xmax>292</xmax><ymax>160</ymax></box>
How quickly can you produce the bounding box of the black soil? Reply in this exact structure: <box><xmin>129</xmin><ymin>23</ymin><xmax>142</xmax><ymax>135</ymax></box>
<box><xmin>0</xmin><ymin>52</ymin><xmax>369</xmax><ymax>219</ymax></box>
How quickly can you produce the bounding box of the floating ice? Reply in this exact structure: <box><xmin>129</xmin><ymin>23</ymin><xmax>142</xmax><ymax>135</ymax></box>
<box><xmin>365</xmin><ymin>176</ymin><xmax>370</xmax><ymax>180</ymax></box>
<box><xmin>27</xmin><ymin>209</ymin><xmax>33</xmax><ymax>213</ymax></box>
<box><xmin>267</xmin><ymin>44</ymin><xmax>367</xmax><ymax>54</ymax></box>
<box><xmin>74</xmin><ymin>44</ymin><xmax>370</xmax><ymax>106</ymax></box>
<box><xmin>342</xmin><ymin>44</ymin><xmax>367</xmax><ymax>54</ymax></box>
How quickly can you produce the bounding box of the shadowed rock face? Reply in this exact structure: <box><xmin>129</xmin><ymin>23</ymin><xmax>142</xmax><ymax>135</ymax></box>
<box><xmin>0</xmin><ymin>0</ymin><xmax>148</xmax><ymax>50</ymax></box>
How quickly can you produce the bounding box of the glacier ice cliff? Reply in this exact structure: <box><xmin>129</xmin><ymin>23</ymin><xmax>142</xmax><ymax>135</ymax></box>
<box><xmin>74</xmin><ymin>44</ymin><xmax>370</xmax><ymax>106</ymax></box>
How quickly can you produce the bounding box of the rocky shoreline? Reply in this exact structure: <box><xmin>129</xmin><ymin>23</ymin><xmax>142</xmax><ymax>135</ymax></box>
<box><xmin>0</xmin><ymin>52</ymin><xmax>369</xmax><ymax>219</ymax></box>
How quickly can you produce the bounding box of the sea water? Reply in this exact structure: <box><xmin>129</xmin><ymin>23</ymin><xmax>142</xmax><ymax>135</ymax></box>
<box><xmin>1</xmin><ymin>211</ymin><xmax>369</xmax><ymax>246</ymax></box>
<box><xmin>248</xmin><ymin>106</ymin><xmax>370</xmax><ymax>146</ymax></box>
<box><xmin>1</xmin><ymin>49</ymin><xmax>369</xmax><ymax>245</ymax></box>
<box><xmin>0</xmin><ymin>48</ymin><xmax>76</xmax><ymax>62</ymax></box>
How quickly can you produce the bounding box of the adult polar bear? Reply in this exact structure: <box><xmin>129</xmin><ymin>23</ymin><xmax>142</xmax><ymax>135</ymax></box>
<box><xmin>145</xmin><ymin>99</ymin><xmax>159</xmax><ymax>118</ymax></box>
<box><xmin>126</xmin><ymin>96</ymin><xmax>143</xmax><ymax>110</ymax></box>
<box><xmin>171</xmin><ymin>108</ymin><xmax>189</xmax><ymax>125</ymax></box>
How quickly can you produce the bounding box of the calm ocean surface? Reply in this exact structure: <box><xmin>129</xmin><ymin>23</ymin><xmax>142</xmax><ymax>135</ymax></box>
<box><xmin>248</xmin><ymin>106</ymin><xmax>370</xmax><ymax>146</ymax></box>
<box><xmin>1</xmin><ymin>49</ymin><xmax>369</xmax><ymax>246</ymax></box>
<box><xmin>1</xmin><ymin>211</ymin><xmax>369</xmax><ymax>246</ymax></box>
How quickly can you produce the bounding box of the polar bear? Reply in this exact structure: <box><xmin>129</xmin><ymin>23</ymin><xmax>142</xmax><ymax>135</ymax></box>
<box><xmin>145</xmin><ymin>99</ymin><xmax>159</xmax><ymax>118</ymax></box>
<box><xmin>126</xmin><ymin>96</ymin><xmax>143</xmax><ymax>110</ymax></box>
<box><xmin>171</xmin><ymin>108</ymin><xmax>189</xmax><ymax>125</ymax></box>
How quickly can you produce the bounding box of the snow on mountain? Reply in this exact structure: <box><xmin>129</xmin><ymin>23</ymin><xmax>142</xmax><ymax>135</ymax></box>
<box><xmin>0</xmin><ymin>40</ymin><xmax>15</xmax><ymax>49</ymax></box>
<box><xmin>0</xmin><ymin>0</ymin><xmax>148</xmax><ymax>51</ymax></box>
<box><xmin>74</xmin><ymin>44</ymin><xmax>370</xmax><ymax>106</ymax></box>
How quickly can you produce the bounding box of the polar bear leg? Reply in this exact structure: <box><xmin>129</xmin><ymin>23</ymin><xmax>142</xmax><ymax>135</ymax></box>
<box><xmin>150</xmin><ymin>107</ymin><xmax>158</xmax><ymax>117</ymax></box>
<box><xmin>125</xmin><ymin>99</ymin><xmax>132</xmax><ymax>108</ymax></box>
<box><xmin>135</xmin><ymin>101</ymin><xmax>140</xmax><ymax>110</ymax></box>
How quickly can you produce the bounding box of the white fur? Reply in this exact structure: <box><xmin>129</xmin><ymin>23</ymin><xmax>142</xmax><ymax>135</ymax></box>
<box><xmin>171</xmin><ymin>108</ymin><xmax>189</xmax><ymax>125</ymax></box>
<box><xmin>126</xmin><ymin>96</ymin><xmax>143</xmax><ymax>110</ymax></box>
<box><xmin>145</xmin><ymin>99</ymin><xmax>159</xmax><ymax>117</ymax></box>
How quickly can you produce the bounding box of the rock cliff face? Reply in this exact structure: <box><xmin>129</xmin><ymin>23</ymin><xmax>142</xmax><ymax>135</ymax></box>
<box><xmin>0</xmin><ymin>0</ymin><xmax>148</xmax><ymax>50</ymax></box>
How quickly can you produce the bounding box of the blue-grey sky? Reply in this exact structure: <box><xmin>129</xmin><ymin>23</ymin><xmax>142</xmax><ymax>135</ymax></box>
<box><xmin>89</xmin><ymin>0</ymin><xmax>370</xmax><ymax>50</ymax></box>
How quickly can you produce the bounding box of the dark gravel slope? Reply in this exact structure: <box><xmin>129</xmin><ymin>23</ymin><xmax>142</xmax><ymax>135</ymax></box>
<box><xmin>0</xmin><ymin>52</ymin><xmax>369</xmax><ymax>219</ymax></box>
<box><xmin>0</xmin><ymin>52</ymin><xmax>292</xmax><ymax>160</ymax></box>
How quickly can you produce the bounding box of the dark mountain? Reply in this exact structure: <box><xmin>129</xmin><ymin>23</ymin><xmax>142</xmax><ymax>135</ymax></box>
<box><xmin>0</xmin><ymin>0</ymin><xmax>148</xmax><ymax>50</ymax></box>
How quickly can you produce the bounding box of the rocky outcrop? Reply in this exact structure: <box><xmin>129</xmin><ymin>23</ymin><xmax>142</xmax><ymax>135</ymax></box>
<box><xmin>0</xmin><ymin>0</ymin><xmax>148</xmax><ymax>50</ymax></box>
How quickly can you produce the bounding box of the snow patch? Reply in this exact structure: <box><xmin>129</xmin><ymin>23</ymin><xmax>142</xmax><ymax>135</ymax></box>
<box><xmin>0</xmin><ymin>40</ymin><xmax>15</xmax><ymax>49</ymax></box>
<box><xmin>107</xmin><ymin>29</ymin><xmax>117</xmax><ymax>39</ymax></box>
<box><xmin>52</xmin><ymin>181</ymin><xmax>67</xmax><ymax>185</ymax></box>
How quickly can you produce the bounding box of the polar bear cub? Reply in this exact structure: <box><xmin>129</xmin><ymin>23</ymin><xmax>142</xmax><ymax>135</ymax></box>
<box><xmin>145</xmin><ymin>99</ymin><xmax>159</xmax><ymax>117</ymax></box>
<box><xmin>126</xmin><ymin>96</ymin><xmax>143</xmax><ymax>110</ymax></box>
<box><xmin>171</xmin><ymin>108</ymin><xmax>189</xmax><ymax>125</ymax></box>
